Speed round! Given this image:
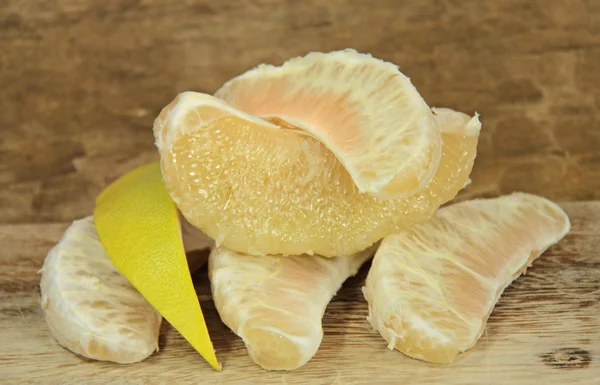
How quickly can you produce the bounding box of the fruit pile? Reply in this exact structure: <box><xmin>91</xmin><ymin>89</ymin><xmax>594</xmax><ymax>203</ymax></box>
<box><xmin>39</xmin><ymin>50</ymin><xmax>570</xmax><ymax>371</ymax></box>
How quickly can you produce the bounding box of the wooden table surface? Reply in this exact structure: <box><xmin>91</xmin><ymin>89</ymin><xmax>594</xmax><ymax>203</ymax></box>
<box><xmin>1</xmin><ymin>0</ymin><xmax>599</xmax><ymax>384</ymax></box>
<box><xmin>1</xmin><ymin>0</ymin><xmax>600</xmax><ymax>223</ymax></box>
<box><xmin>0</xmin><ymin>203</ymin><xmax>598</xmax><ymax>384</ymax></box>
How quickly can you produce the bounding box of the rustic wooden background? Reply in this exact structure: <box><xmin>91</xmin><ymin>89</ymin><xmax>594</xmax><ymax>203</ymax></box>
<box><xmin>1</xmin><ymin>0</ymin><xmax>599</xmax><ymax>224</ymax></box>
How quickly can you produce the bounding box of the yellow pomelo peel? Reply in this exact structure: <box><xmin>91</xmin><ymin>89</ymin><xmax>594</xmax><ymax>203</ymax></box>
<box><xmin>93</xmin><ymin>161</ymin><xmax>220</xmax><ymax>371</ymax></box>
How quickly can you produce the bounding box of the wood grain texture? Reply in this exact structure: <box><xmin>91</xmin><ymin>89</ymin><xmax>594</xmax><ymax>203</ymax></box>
<box><xmin>1</xmin><ymin>0</ymin><xmax>600</xmax><ymax>224</ymax></box>
<box><xmin>0</xmin><ymin>202</ymin><xmax>598</xmax><ymax>384</ymax></box>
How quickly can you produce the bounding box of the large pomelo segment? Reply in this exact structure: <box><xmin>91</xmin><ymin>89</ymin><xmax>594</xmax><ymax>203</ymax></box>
<box><xmin>215</xmin><ymin>49</ymin><xmax>442</xmax><ymax>200</ymax></box>
<box><xmin>363</xmin><ymin>193</ymin><xmax>571</xmax><ymax>364</ymax></box>
<box><xmin>209</xmin><ymin>244</ymin><xmax>375</xmax><ymax>370</ymax></box>
<box><xmin>154</xmin><ymin>93</ymin><xmax>481</xmax><ymax>257</ymax></box>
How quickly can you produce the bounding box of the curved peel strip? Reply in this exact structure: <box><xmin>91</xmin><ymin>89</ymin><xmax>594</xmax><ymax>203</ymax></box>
<box><xmin>363</xmin><ymin>193</ymin><xmax>571</xmax><ymax>364</ymax></box>
<box><xmin>40</xmin><ymin>216</ymin><xmax>161</xmax><ymax>364</ymax></box>
<box><xmin>215</xmin><ymin>49</ymin><xmax>442</xmax><ymax>200</ymax></box>
<box><xmin>93</xmin><ymin>162</ymin><xmax>220</xmax><ymax>371</ymax></box>
<box><xmin>154</xmin><ymin>91</ymin><xmax>480</xmax><ymax>257</ymax></box>
<box><xmin>209</xmin><ymin>245</ymin><xmax>375</xmax><ymax>370</ymax></box>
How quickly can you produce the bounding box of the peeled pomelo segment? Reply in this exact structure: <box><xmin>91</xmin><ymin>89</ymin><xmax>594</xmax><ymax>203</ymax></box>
<box><xmin>40</xmin><ymin>216</ymin><xmax>162</xmax><ymax>364</ymax></box>
<box><xmin>363</xmin><ymin>193</ymin><xmax>571</xmax><ymax>364</ymax></box>
<box><xmin>93</xmin><ymin>162</ymin><xmax>220</xmax><ymax>371</ymax></box>
<box><xmin>215</xmin><ymin>49</ymin><xmax>442</xmax><ymax>200</ymax></box>
<box><xmin>154</xmin><ymin>91</ymin><xmax>480</xmax><ymax>257</ymax></box>
<box><xmin>208</xmin><ymin>245</ymin><xmax>375</xmax><ymax>370</ymax></box>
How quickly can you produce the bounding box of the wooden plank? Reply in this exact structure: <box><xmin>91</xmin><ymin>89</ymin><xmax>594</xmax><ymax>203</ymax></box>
<box><xmin>1</xmin><ymin>0</ymin><xmax>600</xmax><ymax>224</ymax></box>
<box><xmin>0</xmin><ymin>202</ymin><xmax>598</xmax><ymax>384</ymax></box>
